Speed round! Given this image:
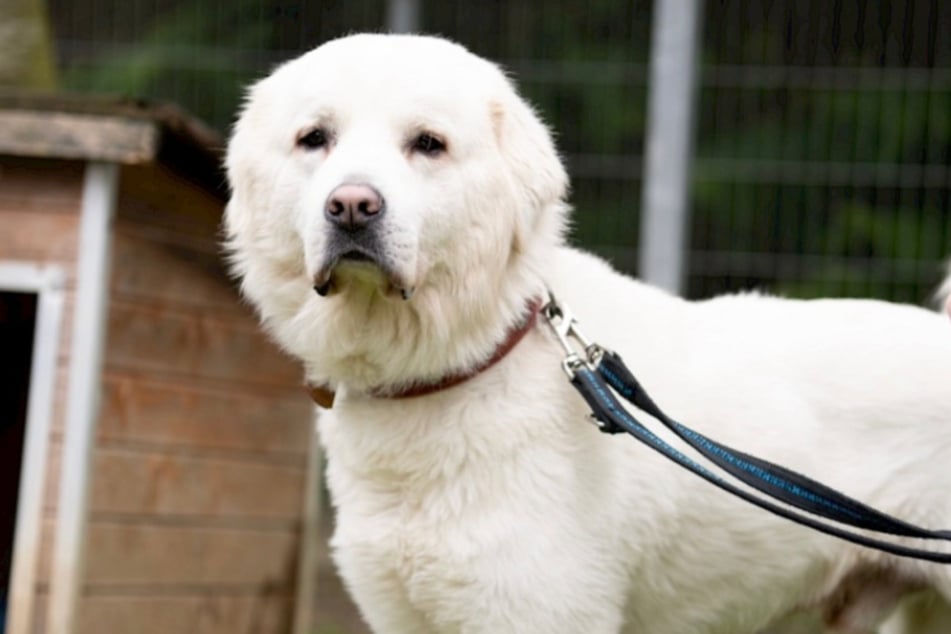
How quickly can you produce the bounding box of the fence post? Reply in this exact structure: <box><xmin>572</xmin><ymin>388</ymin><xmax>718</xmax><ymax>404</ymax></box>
<box><xmin>386</xmin><ymin>0</ymin><xmax>421</xmax><ymax>33</ymax></box>
<box><xmin>639</xmin><ymin>0</ymin><xmax>704</xmax><ymax>295</ymax></box>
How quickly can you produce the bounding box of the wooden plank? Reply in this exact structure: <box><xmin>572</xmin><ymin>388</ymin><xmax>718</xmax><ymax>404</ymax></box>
<box><xmin>97</xmin><ymin>376</ymin><xmax>312</xmax><ymax>453</ymax></box>
<box><xmin>49</xmin><ymin>374</ymin><xmax>311</xmax><ymax>452</ymax></box>
<box><xmin>0</xmin><ymin>210</ymin><xmax>80</xmax><ymax>263</ymax></box>
<box><xmin>36</xmin><ymin>363</ymin><xmax>69</xmax><ymax>521</ymax></box>
<box><xmin>111</xmin><ymin>230</ymin><xmax>244</xmax><ymax>313</ymax></box>
<box><xmin>45</xmin><ymin>443</ymin><xmax>305</xmax><ymax>519</ymax></box>
<box><xmin>38</xmin><ymin>521</ymin><xmax>300</xmax><ymax>585</ymax></box>
<box><xmin>48</xmin><ymin>365</ymin><xmax>70</xmax><ymax>431</ymax></box>
<box><xmin>0</xmin><ymin>158</ymin><xmax>85</xmax><ymax>209</ymax></box>
<box><xmin>104</xmin><ymin>300</ymin><xmax>304</xmax><ymax>387</ymax></box>
<box><xmin>89</xmin><ymin>447</ymin><xmax>305</xmax><ymax>518</ymax></box>
<box><xmin>31</xmin><ymin>594</ymin><xmax>293</xmax><ymax>634</ymax></box>
<box><xmin>293</xmin><ymin>428</ymin><xmax>323</xmax><ymax>634</ymax></box>
<box><xmin>78</xmin><ymin>596</ymin><xmax>293</xmax><ymax>634</ymax></box>
<box><xmin>0</xmin><ymin>110</ymin><xmax>158</xmax><ymax>163</ymax></box>
<box><xmin>118</xmin><ymin>163</ymin><xmax>223</xmax><ymax>241</ymax></box>
<box><xmin>41</xmin><ymin>438</ymin><xmax>60</xmax><ymax>515</ymax></box>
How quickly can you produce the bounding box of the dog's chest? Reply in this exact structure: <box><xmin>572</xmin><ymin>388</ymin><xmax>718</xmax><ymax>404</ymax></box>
<box><xmin>320</xmin><ymin>389</ymin><xmax>641</xmax><ymax>629</ymax></box>
<box><xmin>328</xmin><ymin>443</ymin><xmax>518</xmax><ymax>631</ymax></box>
<box><xmin>321</xmin><ymin>402</ymin><xmax>531</xmax><ymax>616</ymax></box>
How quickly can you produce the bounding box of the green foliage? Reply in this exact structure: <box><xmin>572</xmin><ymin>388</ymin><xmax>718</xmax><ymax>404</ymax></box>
<box><xmin>692</xmin><ymin>81</ymin><xmax>951</xmax><ymax>301</ymax></box>
<box><xmin>774</xmin><ymin>202</ymin><xmax>949</xmax><ymax>302</ymax></box>
<box><xmin>0</xmin><ymin>0</ymin><xmax>59</xmax><ymax>89</ymax></box>
<box><xmin>62</xmin><ymin>0</ymin><xmax>270</xmax><ymax>127</ymax></box>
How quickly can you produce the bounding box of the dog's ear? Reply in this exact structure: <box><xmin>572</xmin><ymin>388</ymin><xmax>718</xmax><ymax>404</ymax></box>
<box><xmin>223</xmin><ymin>75</ymin><xmax>304</xmax><ymax>284</ymax></box>
<box><xmin>490</xmin><ymin>92</ymin><xmax>568</xmax><ymax>223</ymax></box>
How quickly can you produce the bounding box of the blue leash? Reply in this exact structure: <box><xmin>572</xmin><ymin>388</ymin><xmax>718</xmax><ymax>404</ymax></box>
<box><xmin>542</xmin><ymin>293</ymin><xmax>951</xmax><ymax>563</ymax></box>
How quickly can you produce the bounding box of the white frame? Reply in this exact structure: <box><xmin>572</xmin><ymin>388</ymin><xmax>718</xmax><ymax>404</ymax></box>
<box><xmin>48</xmin><ymin>162</ymin><xmax>118</xmax><ymax>634</ymax></box>
<box><xmin>0</xmin><ymin>263</ymin><xmax>67</xmax><ymax>634</ymax></box>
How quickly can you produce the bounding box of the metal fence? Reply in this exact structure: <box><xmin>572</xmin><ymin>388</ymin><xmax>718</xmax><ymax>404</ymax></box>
<box><xmin>691</xmin><ymin>0</ymin><xmax>951</xmax><ymax>304</ymax></box>
<box><xmin>47</xmin><ymin>0</ymin><xmax>951</xmax><ymax>305</ymax></box>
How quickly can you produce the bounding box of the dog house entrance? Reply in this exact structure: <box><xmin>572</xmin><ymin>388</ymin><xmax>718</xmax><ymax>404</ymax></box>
<box><xmin>0</xmin><ymin>292</ymin><xmax>37</xmax><ymax>631</ymax></box>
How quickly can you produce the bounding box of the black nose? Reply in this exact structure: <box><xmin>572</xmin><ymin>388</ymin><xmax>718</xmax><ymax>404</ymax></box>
<box><xmin>324</xmin><ymin>183</ymin><xmax>384</xmax><ymax>231</ymax></box>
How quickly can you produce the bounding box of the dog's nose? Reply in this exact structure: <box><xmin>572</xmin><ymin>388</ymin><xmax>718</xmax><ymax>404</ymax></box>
<box><xmin>325</xmin><ymin>183</ymin><xmax>384</xmax><ymax>231</ymax></box>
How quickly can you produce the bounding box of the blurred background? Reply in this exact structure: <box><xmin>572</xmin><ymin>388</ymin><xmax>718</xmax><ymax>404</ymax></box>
<box><xmin>3</xmin><ymin>2</ymin><xmax>950</xmax><ymax>634</ymax></box>
<box><xmin>25</xmin><ymin>0</ymin><xmax>951</xmax><ymax>303</ymax></box>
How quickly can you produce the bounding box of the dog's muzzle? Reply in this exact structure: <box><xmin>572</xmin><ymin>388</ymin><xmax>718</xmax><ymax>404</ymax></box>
<box><xmin>312</xmin><ymin>183</ymin><xmax>412</xmax><ymax>299</ymax></box>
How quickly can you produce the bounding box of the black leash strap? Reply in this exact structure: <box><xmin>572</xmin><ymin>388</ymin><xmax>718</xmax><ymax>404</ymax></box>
<box><xmin>543</xmin><ymin>293</ymin><xmax>951</xmax><ymax>563</ymax></box>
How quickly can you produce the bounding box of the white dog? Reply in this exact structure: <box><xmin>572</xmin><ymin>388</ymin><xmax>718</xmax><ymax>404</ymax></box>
<box><xmin>225</xmin><ymin>34</ymin><xmax>951</xmax><ymax>634</ymax></box>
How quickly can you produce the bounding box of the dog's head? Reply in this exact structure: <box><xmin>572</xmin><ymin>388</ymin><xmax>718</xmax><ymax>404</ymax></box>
<box><xmin>225</xmin><ymin>34</ymin><xmax>568</xmax><ymax>389</ymax></box>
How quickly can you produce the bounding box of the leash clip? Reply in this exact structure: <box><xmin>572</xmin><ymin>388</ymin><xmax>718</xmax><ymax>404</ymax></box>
<box><xmin>542</xmin><ymin>291</ymin><xmax>604</xmax><ymax>378</ymax></box>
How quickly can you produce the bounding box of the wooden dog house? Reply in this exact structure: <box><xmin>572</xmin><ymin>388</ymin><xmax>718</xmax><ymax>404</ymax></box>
<box><xmin>0</xmin><ymin>94</ymin><xmax>319</xmax><ymax>634</ymax></box>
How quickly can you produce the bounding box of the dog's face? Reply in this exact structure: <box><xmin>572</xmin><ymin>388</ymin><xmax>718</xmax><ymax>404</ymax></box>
<box><xmin>225</xmin><ymin>34</ymin><xmax>568</xmax><ymax>386</ymax></box>
<box><xmin>227</xmin><ymin>34</ymin><xmax>566</xmax><ymax>301</ymax></box>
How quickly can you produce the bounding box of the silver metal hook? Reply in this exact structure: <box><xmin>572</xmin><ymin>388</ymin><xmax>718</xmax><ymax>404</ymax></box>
<box><xmin>542</xmin><ymin>290</ymin><xmax>605</xmax><ymax>378</ymax></box>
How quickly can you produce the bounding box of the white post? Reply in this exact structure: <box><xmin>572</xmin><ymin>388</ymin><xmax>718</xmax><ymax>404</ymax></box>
<box><xmin>3</xmin><ymin>264</ymin><xmax>66</xmax><ymax>634</ymax></box>
<box><xmin>639</xmin><ymin>0</ymin><xmax>704</xmax><ymax>295</ymax></box>
<box><xmin>47</xmin><ymin>162</ymin><xmax>118</xmax><ymax>634</ymax></box>
<box><xmin>386</xmin><ymin>0</ymin><xmax>421</xmax><ymax>33</ymax></box>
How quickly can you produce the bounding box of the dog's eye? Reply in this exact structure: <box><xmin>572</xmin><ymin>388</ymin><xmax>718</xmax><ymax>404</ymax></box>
<box><xmin>411</xmin><ymin>133</ymin><xmax>446</xmax><ymax>157</ymax></box>
<box><xmin>297</xmin><ymin>128</ymin><xmax>328</xmax><ymax>151</ymax></box>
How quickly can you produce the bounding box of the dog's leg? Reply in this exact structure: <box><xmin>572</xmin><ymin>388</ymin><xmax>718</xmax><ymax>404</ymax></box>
<box><xmin>880</xmin><ymin>591</ymin><xmax>951</xmax><ymax>634</ymax></box>
<box><xmin>337</xmin><ymin>555</ymin><xmax>628</xmax><ymax>634</ymax></box>
<box><xmin>331</xmin><ymin>510</ymin><xmax>630</xmax><ymax>634</ymax></box>
<box><xmin>332</xmin><ymin>556</ymin><xmax>437</xmax><ymax>634</ymax></box>
<box><xmin>816</xmin><ymin>566</ymin><xmax>924</xmax><ymax>634</ymax></box>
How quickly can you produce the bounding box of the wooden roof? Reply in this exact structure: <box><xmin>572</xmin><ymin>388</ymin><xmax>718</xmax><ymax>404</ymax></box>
<box><xmin>0</xmin><ymin>92</ymin><xmax>228</xmax><ymax>199</ymax></box>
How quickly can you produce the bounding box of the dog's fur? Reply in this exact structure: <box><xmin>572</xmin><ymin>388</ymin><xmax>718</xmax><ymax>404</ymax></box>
<box><xmin>225</xmin><ymin>34</ymin><xmax>951</xmax><ymax>634</ymax></box>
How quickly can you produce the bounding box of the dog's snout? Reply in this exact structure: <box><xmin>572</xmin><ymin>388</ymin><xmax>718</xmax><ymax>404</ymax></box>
<box><xmin>325</xmin><ymin>183</ymin><xmax>384</xmax><ymax>231</ymax></box>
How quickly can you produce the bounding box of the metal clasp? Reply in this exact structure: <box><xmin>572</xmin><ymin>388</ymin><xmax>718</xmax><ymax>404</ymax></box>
<box><xmin>542</xmin><ymin>291</ymin><xmax>604</xmax><ymax>379</ymax></box>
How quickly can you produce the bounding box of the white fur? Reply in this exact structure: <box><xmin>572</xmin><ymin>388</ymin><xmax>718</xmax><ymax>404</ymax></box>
<box><xmin>225</xmin><ymin>34</ymin><xmax>951</xmax><ymax>634</ymax></box>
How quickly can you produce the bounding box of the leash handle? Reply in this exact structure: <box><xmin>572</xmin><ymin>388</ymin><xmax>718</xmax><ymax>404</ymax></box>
<box><xmin>543</xmin><ymin>293</ymin><xmax>951</xmax><ymax>563</ymax></box>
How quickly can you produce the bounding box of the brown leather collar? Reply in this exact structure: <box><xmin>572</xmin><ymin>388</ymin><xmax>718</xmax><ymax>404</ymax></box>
<box><xmin>307</xmin><ymin>297</ymin><xmax>543</xmax><ymax>408</ymax></box>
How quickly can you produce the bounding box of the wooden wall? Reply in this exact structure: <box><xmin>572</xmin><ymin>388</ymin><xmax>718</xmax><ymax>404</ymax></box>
<box><xmin>1</xmin><ymin>156</ymin><xmax>315</xmax><ymax>634</ymax></box>
<box><xmin>66</xmin><ymin>163</ymin><xmax>314</xmax><ymax>634</ymax></box>
<box><xmin>0</xmin><ymin>157</ymin><xmax>81</xmax><ymax>634</ymax></box>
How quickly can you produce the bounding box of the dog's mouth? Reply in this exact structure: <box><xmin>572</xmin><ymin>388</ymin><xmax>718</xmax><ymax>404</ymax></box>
<box><xmin>313</xmin><ymin>247</ymin><xmax>414</xmax><ymax>300</ymax></box>
<box><xmin>339</xmin><ymin>250</ymin><xmax>373</xmax><ymax>264</ymax></box>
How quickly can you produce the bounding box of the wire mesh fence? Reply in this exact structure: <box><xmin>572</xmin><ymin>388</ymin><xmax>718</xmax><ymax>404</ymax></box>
<box><xmin>47</xmin><ymin>0</ymin><xmax>951</xmax><ymax>304</ymax></box>
<box><xmin>693</xmin><ymin>0</ymin><xmax>951</xmax><ymax>303</ymax></box>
